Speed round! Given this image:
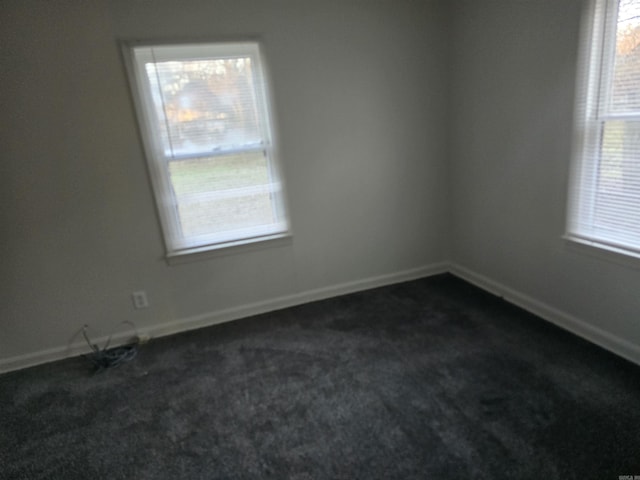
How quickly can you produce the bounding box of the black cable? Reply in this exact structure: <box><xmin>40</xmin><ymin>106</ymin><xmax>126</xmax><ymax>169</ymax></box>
<box><xmin>82</xmin><ymin>324</ymin><xmax>140</xmax><ymax>373</ymax></box>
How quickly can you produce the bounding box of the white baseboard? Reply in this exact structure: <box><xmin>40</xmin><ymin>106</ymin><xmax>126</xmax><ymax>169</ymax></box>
<box><xmin>147</xmin><ymin>263</ymin><xmax>449</xmax><ymax>341</ymax></box>
<box><xmin>0</xmin><ymin>330</ymin><xmax>140</xmax><ymax>376</ymax></box>
<box><xmin>5</xmin><ymin>261</ymin><xmax>637</xmax><ymax>374</ymax></box>
<box><xmin>449</xmin><ymin>263</ymin><xmax>640</xmax><ymax>367</ymax></box>
<box><xmin>0</xmin><ymin>263</ymin><xmax>448</xmax><ymax>374</ymax></box>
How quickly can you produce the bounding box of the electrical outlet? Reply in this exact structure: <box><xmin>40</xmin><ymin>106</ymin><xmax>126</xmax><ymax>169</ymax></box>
<box><xmin>132</xmin><ymin>291</ymin><xmax>149</xmax><ymax>309</ymax></box>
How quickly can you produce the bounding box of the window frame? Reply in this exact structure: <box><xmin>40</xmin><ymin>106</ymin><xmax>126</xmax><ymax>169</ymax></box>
<box><xmin>566</xmin><ymin>0</ymin><xmax>640</xmax><ymax>262</ymax></box>
<box><xmin>121</xmin><ymin>39</ymin><xmax>291</xmax><ymax>260</ymax></box>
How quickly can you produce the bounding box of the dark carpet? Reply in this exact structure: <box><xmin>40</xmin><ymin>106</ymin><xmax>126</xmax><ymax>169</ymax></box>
<box><xmin>1</xmin><ymin>274</ymin><xmax>639</xmax><ymax>479</ymax></box>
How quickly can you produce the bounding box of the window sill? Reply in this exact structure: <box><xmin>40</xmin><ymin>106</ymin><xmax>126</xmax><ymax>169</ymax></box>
<box><xmin>165</xmin><ymin>233</ymin><xmax>293</xmax><ymax>265</ymax></box>
<box><xmin>563</xmin><ymin>234</ymin><xmax>640</xmax><ymax>270</ymax></box>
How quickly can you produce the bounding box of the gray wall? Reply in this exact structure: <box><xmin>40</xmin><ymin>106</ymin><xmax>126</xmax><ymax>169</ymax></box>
<box><xmin>448</xmin><ymin>0</ymin><xmax>640</xmax><ymax>359</ymax></box>
<box><xmin>3</xmin><ymin>0</ymin><xmax>639</xmax><ymax>371</ymax></box>
<box><xmin>1</xmin><ymin>0</ymin><xmax>449</xmax><ymax>366</ymax></box>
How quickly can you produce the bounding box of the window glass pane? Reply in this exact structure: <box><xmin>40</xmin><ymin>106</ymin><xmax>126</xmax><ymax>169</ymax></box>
<box><xmin>168</xmin><ymin>151</ymin><xmax>277</xmax><ymax>238</ymax></box>
<box><xmin>146</xmin><ymin>57</ymin><xmax>263</xmax><ymax>157</ymax></box>
<box><xmin>127</xmin><ymin>42</ymin><xmax>289</xmax><ymax>254</ymax></box>
<box><xmin>610</xmin><ymin>0</ymin><xmax>640</xmax><ymax>113</ymax></box>
<box><xmin>593</xmin><ymin>120</ymin><xmax>640</xmax><ymax>245</ymax></box>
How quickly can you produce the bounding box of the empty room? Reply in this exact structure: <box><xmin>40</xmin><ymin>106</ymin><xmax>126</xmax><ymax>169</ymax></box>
<box><xmin>1</xmin><ymin>0</ymin><xmax>639</xmax><ymax>478</ymax></box>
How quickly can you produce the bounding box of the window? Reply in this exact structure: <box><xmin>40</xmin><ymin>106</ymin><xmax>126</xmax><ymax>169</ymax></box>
<box><xmin>567</xmin><ymin>0</ymin><xmax>640</xmax><ymax>258</ymax></box>
<box><xmin>124</xmin><ymin>42</ymin><xmax>289</xmax><ymax>257</ymax></box>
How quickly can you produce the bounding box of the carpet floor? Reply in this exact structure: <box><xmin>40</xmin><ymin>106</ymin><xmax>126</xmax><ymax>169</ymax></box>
<box><xmin>1</xmin><ymin>274</ymin><xmax>639</xmax><ymax>479</ymax></box>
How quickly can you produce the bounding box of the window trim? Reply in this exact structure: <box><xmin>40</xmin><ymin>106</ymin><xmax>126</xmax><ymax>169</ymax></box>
<box><xmin>121</xmin><ymin>39</ymin><xmax>291</xmax><ymax>260</ymax></box>
<box><xmin>563</xmin><ymin>233</ymin><xmax>640</xmax><ymax>269</ymax></box>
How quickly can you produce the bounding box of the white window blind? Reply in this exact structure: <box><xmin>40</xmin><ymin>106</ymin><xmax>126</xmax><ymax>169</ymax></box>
<box><xmin>124</xmin><ymin>42</ymin><xmax>289</xmax><ymax>256</ymax></box>
<box><xmin>568</xmin><ymin>0</ymin><xmax>640</xmax><ymax>257</ymax></box>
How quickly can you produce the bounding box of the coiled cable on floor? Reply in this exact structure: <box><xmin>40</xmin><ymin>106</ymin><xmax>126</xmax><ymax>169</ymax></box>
<box><xmin>82</xmin><ymin>323</ymin><xmax>139</xmax><ymax>373</ymax></box>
